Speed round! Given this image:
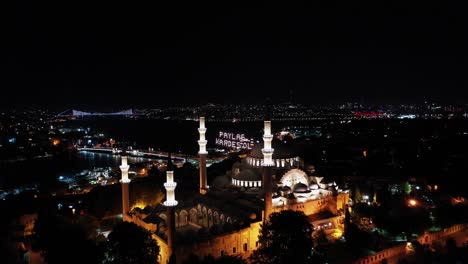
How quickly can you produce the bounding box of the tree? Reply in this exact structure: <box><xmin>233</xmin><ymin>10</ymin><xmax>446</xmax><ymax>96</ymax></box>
<box><xmin>249</xmin><ymin>210</ymin><xmax>314</xmax><ymax>264</ymax></box>
<box><xmin>33</xmin><ymin>212</ymin><xmax>100</xmax><ymax>264</ymax></box>
<box><xmin>104</xmin><ymin>221</ymin><xmax>159</xmax><ymax>264</ymax></box>
<box><xmin>403</xmin><ymin>181</ymin><xmax>411</xmax><ymax>195</ymax></box>
<box><xmin>76</xmin><ymin>214</ymin><xmax>99</xmax><ymax>240</ymax></box>
<box><xmin>130</xmin><ymin>177</ymin><xmax>165</xmax><ymax>209</ymax></box>
<box><xmin>313</xmin><ymin>229</ymin><xmax>328</xmax><ymax>246</ymax></box>
<box><xmin>353</xmin><ymin>185</ymin><xmax>362</xmax><ymax>203</ymax></box>
<box><xmin>344</xmin><ymin>211</ymin><xmax>351</xmax><ymax>243</ymax></box>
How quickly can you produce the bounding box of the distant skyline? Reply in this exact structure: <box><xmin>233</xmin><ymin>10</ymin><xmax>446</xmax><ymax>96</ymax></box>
<box><xmin>2</xmin><ymin>1</ymin><xmax>467</xmax><ymax>108</ymax></box>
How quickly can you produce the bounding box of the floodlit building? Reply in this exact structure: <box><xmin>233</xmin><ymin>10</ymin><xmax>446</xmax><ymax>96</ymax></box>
<box><xmin>124</xmin><ymin>115</ymin><xmax>349</xmax><ymax>264</ymax></box>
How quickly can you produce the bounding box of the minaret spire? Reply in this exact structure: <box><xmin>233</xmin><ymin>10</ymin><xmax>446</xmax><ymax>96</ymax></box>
<box><xmin>262</xmin><ymin>99</ymin><xmax>274</xmax><ymax>221</ymax></box>
<box><xmin>120</xmin><ymin>147</ymin><xmax>131</xmax><ymax>220</ymax></box>
<box><xmin>163</xmin><ymin>162</ymin><xmax>178</xmax><ymax>208</ymax></box>
<box><xmin>167</xmin><ymin>151</ymin><xmax>173</xmax><ymax>171</ymax></box>
<box><xmin>163</xmin><ymin>158</ymin><xmax>178</xmax><ymax>261</ymax></box>
<box><xmin>198</xmin><ymin>116</ymin><xmax>208</xmax><ymax>194</ymax></box>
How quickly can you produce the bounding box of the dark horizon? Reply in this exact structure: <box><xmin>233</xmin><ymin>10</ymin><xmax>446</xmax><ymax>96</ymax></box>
<box><xmin>2</xmin><ymin>0</ymin><xmax>467</xmax><ymax>108</ymax></box>
<box><xmin>2</xmin><ymin>97</ymin><xmax>467</xmax><ymax>113</ymax></box>
<box><xmin>1</xmin><ymin>97</ymin><xmax>467</xmax><ymax>114</ymax></box>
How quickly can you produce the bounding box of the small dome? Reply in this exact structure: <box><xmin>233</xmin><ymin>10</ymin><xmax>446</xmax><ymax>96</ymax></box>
<box><xmin>309</xmin><ymin>184</ymin><xmax>319</xmax><ymax>190</ymax></box>
<box><xmin>293</xmin><ymin>183</ymin><xmax>309</xmax><ymax>193</ymax></box>
<box><xmin>318</xmin><ymin>183</ymin><xmax>328</xmax><ymax>189</ymax></box>
<box><xmin>249</xmin><ymin>138</ymin><xmax>296</xmax><ymax>160</ymax></box>
<box><xmin>272</xmin><ymin>195</ymin><xmax>282</xmax><ymax>203</ymax></box>
<box><xmin>279</xmin><ymin>186</ymin><xmax>292</xmax><ymax>196</ymax></box>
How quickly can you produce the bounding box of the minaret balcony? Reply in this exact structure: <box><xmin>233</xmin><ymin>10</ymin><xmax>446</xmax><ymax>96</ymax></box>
<box><xmin>261</xmin><ymin>148</ymin><xmax>274</xmax><ymax>154</ymax></box>
<box><xmin>163</xmin><ymin>201</ymin><xmax>178</xmax><ymax>207</ymax></box>
<box><xmin>121</xmin><ymin>179</ymin><xmax>131</xmax><ymax>183</ymax></box>
<box><xmin>198</xmin><ymin>128</ymin><xmax>207</xmax><ymax>133</ymax></box>
<box><xmin>164</xmin><ymin>182</ymin><xmax>177</xmax><ymax>190</ymax></box>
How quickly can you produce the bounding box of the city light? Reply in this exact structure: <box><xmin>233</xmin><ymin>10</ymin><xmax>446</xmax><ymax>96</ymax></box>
<box><xmin>131</xmin><ymin>202</ymin><xmax>147</xmax><ymax>210</ymax></box>
<box><xmin>408</xmin><ymin>199</ymin><xmax>417</xmax><ymax>206</ymax></box>
<box><xmin>331</xmin><ymin>229</ymin><xmax>343</xmax><ymax>239</ymax></box>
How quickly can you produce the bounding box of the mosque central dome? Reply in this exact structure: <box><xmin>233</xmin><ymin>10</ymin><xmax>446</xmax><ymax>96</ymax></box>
<box><xmin>246</xmin><ymin>138</ymin><xmax>299</xmax><ymax>168</ymax></box>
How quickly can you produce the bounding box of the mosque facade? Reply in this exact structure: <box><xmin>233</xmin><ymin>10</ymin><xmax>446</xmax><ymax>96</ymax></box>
<box><xmin>122</xmin><ymin>115</ymin><xmax>349</xmax><ymax>264</ymax></box>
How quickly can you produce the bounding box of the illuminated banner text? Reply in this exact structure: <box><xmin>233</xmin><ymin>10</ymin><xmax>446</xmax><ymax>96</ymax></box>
<box><xmin>215</xmin><ymin>131</ymin><xmax>254</xmax><ymax>149</ymax></box>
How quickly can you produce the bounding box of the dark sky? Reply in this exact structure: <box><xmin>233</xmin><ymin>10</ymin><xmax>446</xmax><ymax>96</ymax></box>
<box><xmin>2</xmin><ymin>0</ymin><xmax>467</xmax><ymax>108</ymax></box>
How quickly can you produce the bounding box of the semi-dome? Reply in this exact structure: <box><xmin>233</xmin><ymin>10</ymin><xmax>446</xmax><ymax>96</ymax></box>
<box><xmin>248</xmin><ymin>138</ymin><xmax>296</xmax><ymax>160</ymax></box>
<box><xmin>231</xmin><ymin>169</ymin><xmax>262</xmax><ymax>188</ymax></box>
<box><xmin>293</xmin><ymin>183</ymin><xmax>309</xmax><ymax>193</ymax></box>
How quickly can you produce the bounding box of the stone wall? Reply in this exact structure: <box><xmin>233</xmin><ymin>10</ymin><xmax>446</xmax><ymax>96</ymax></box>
<box><xmin>353</xmin><ymin>223</ymin><xmax>468</xmax><ymax>264</ymax></box>
<box><xmin>124</xmin><ymin>213</ymin><xmax>157</xmax><ymax>233</ymax></box>
<box><xmin>174</xmin><ymin>221</ymin><xmax>262</xmax><ymax>263</ymax></box>
<box><xmin>153</xmin><ymin>234</ymin><xmax>170</xmax><ymax>264</ymax></box>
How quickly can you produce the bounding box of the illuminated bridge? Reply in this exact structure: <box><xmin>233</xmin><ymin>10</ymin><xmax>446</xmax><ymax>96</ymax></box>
<box><xmin>77</xmin><ymin>147</ymin><xmax>224</xmax><ymax>166</ymax></box>
<box><xmin>57</xmin><ymin>109</ymin><xmax>141</xmax><ymax>118</ymax></box>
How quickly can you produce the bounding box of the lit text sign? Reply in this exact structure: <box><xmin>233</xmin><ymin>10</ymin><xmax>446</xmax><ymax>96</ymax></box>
<box><xmin>215</xmin><ymin>131</ymin><xmax>254</xmax><ymax>149</ymax></box>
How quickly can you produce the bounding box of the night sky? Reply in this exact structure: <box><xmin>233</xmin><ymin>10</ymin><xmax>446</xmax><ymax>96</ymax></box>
<box><xmin>2</xmin><ymin>0</ymin><xmax>467</xmax><ymax>108</ymax></box>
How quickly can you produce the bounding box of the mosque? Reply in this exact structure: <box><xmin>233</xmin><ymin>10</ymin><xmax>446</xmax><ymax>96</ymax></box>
<box><xmin>120</xmin><ymin>115</ymin><xmax>349</xmax><ymax>264</ymax></box>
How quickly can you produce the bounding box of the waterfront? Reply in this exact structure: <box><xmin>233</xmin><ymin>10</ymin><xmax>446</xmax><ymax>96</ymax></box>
<box><xmin>0</xmin><ymin>151</ymin><xmax>157</xmax><ymax>191</ymax></box>
<box><xmin>0</xmin><ymin>118</ymin><xmax>257</xmax><ymax>192</ymax></box>
<box><xmin>0</xmin><ymin>119</ymin><xmax>245</xmax><ymax>192</ymax></box>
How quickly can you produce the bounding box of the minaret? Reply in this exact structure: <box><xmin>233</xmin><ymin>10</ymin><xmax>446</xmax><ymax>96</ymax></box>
<box><xmin>120</xmin><ymin>150</ymin><xmax>131</xmax><ymax>219</ymax></box>
<box><xmin>262</xmin><ymin>104</ymin><xmax>274</xmax><ymax>222</ymax></box>
<box><xmin>198</xmin><ymin>116</ymin><xmax>208</xmax><ymax>194</ymax></box>
<box><xmin>163</xmin><ymin>158</ymin><xmax>177</xmax><ymax>261</ymax></box>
